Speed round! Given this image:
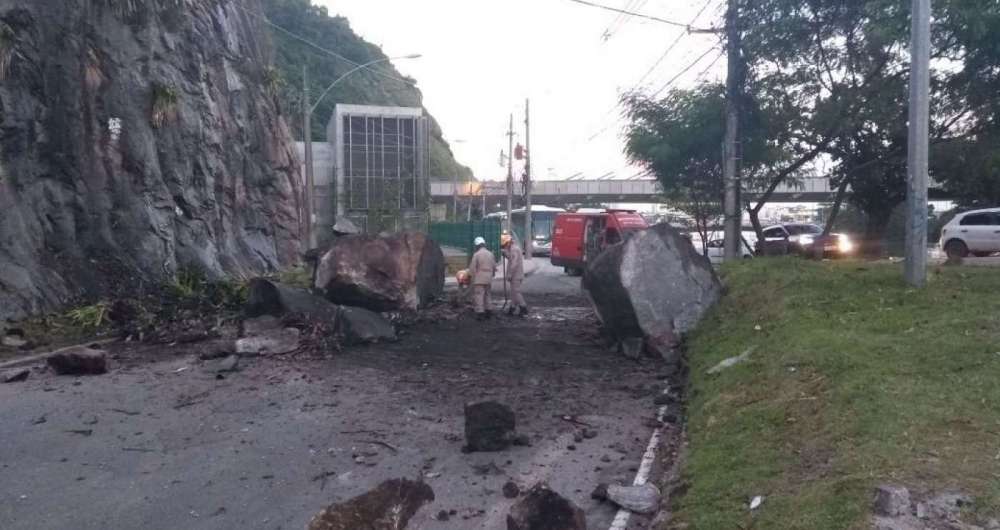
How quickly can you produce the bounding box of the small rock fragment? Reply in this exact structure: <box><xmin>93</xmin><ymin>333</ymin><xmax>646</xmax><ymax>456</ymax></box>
<box><xmin>307</xmin><ymin>478</ymin><xmax>434</xmax><ymax>530</ymax></box>
<box><xmin>47</xmin><ymin>347</ymin><xmax>108</xmax><ymax>375</ymax></box>
<box><xmin>503</xmin><ymin>481</ymin><xmax>520</xmax><ymax>499</ymax></box>
<box><xmin>507</xmin><ymin>483</ymin><xmax>586</xmax><ymax>530</ymax></box>
<box><xmin>603</xmin><ymin>483</ymin><xmax>661</xmax><ymax>515</ymax></box>
<box><xmin>873</xmin><ymin>485</ymin><xmax>911</xmax><ymax>517</ymax></box>
<box><xmin>2</xmin><ymin>368</ymin><xmax>30</xmax><ymax>383</ymax></box>
<box><xmin>464</xmin><ymin>401</ymin><xmax>516</xmax><ymax>452</ymax></box>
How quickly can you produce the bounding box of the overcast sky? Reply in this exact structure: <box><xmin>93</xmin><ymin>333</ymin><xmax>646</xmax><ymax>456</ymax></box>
<box><xmin>315</xmin><ymin>0</ymin><xmax>726</xmax><ymax>182</ymax></box>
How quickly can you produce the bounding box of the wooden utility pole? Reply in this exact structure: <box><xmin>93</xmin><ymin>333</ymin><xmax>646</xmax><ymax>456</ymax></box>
<box><xmin>302</xmin><ymin>65</ymin><xmax>315</xmax><ymax>249</ymax></box>
<box><xmin>506</xmin><ymin>114</ymin><xmax>514</xmax><ymax>234</ymax></box>
<box><xmin>523</xmin><ymin>99</ymin><xmax>533</xmax><ymax>258</ymax></box>
<box><xmin>722</xmin><ymin>0</ymin><xmax>742</xmax><ymax>261</ymax></box>
<box><xmin>905</xmin><ymin>0</ymin><xmax>931</xmax><ymax>286</ymax></box>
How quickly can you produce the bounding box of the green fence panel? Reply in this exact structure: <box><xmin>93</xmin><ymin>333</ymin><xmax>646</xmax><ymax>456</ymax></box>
<box><xmin>429</xmin><ymin>219</ymin><xmax>503</xmax><ymax>259</ymax></box>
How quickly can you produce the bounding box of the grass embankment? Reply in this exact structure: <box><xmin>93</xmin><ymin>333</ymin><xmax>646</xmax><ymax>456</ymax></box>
<box><xmin>671</xmin><ymin>259</ymin><xmax>1000</xmax><ymax>529</ymax></box>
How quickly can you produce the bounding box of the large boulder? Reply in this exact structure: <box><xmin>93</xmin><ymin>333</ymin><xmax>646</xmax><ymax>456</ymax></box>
<box><xmin>314</xmin><ymin>232</ymin><xmax>445</xmax><ymax>312</ymax></box>
<box><xmin>307</xmin><ymin>478</ymin><xmax>434</xmax><ymax>530</ymax></box>
<box><xmin>245</xmin><ymin>278</ymin><xmax>340</xmax><ymax>324</ymax></box>
<box><xmin>338</xmin><ymin>306</ymin><xmax>397</xmax><ymax>345</ymax></box>
<box><xmin>507</xmin><ymin>483</ymin><xmax>586</xmax><ymax>530</ymax></box>
<box><xmin>582</xmin><ymin>223</ymin><xmax>721</xmax><ymax>360</ymax></box>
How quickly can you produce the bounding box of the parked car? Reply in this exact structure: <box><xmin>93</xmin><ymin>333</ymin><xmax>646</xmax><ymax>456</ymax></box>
<box><xmin>939</xmin><ymin>207</ymin><xmax>1000</xmax><ymax>259</ymax></box>
<box><xmin>704</xmin><ymin>233</ymin><xmax>756</xmax><ymax>264</ymax></box>
<box><xmin>758</xmin><ymin>223</ymin><xmax>855</xmax><ymax>258</ymax></box>
<box><xmin>551</xmin><ymin>209</ymin><xmax>649</xmax><ymax>275</ymax></box>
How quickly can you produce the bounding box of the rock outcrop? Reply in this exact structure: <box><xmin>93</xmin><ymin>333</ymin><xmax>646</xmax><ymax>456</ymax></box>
<box><xmin>314</xmin><ymin>232</ymin><xmax>445</xmax><ymax>312</ymax></box>
<box><xmin>583</xmin><ymin>223</ymin><xmax>721</xmax><ymax>361</ymax></box>
<box><xmin>0</xmin><ymin>0</ymin><xmax>302</xmax><ymax>321</ymax></box>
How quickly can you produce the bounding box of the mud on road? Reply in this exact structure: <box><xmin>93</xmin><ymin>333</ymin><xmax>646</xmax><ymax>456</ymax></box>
<box><xmin>0</xmin><ymin>272</ymin><xmax>676</xmax><ymax>530</ymax></box>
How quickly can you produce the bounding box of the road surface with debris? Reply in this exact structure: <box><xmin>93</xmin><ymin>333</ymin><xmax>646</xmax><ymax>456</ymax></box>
<box><xmin>0</xmin><ymin>261</ymin><xmax>677</xmax><ymax>529</ymax></box>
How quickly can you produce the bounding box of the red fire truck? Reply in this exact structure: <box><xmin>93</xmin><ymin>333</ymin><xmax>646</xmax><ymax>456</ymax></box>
<box><xmin>550</xmin><ymin>210</ymin><xmax>649</xmax><ymax>275</ymax></box>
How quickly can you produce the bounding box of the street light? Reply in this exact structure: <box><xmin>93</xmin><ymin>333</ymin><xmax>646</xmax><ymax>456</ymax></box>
<box><xmin>302</xmin><ymin>53</ymin><xmax>423</xmax><ymax>248</ymax></box>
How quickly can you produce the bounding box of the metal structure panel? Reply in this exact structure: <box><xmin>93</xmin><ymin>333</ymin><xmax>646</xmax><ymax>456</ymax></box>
<box><xmin>331</xmin><ymin>105</ymin><xmax>428</xmax><ymax>234</ymax></box>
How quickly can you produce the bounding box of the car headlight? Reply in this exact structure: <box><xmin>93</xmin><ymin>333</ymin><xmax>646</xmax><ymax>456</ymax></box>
<box><xmin>838</xmin><ymin>236</ymin><xmax>854</xmax><ymax>253</ymax></box>
<box><xmin>799</xmin><ymin>235</ymin><xmax>814</xmax><ymax>246</ymax></box>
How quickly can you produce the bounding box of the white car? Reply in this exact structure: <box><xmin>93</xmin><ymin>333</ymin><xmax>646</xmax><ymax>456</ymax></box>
<box><xmin>704</xmin><ymin>233</ymin><xmax>756</xmax><ymax>264</ymax></box>
<box><xmin>940</xmin><ymin>207</ymin><xmax>1000</xmax><ymax>259</ymax></box>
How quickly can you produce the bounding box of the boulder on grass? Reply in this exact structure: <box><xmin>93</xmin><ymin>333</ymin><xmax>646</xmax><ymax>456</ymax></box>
<box><xmin>245</xmin><ymin>278</ymin><xmax>340</xmax><ymax>324</ymax></box>
<box><xmin>507</xmin><ymin>483</ymin><xmax>586</xmax><ymax>530</ymax></box>
<box><xmin>307</xmin><ymin>478</ymin><xmax>434</xmax><ymax>530</ymax></box>
<box><xmin>47</xmin><ymin>347</ymin><xmax>108</xmax><ymax>375</ymax></box>
<box><xmin>338</xmin><ymin>306</ymin><xmax>397</xmax><ymax>345</ymax></box>
<box><xmin>464</xmin><ymin>401</ymin><xmax>516</xmax><ymax>452</ymax></box>
<box><xmin>314</xmin><ymin>232</ymin><xmax>445</xmax><ymax>312</ymax></box>
<box><xmin>583</xmin><ymin>223</ymin><xmax>721</xmax><ymax>361</ymax></box>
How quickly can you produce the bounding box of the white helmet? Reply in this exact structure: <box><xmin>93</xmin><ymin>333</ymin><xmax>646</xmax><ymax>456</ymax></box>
<box><xmin>473</xmin><ymin>236</ymin><xmax>486</xmax><ymax>247</ymax></box>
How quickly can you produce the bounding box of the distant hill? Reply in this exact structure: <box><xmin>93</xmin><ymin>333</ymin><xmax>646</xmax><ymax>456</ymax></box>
<box><xmin>262</xmin><ymin>0</ymin><xmax>474</xmax><ymax>182</ymax></box>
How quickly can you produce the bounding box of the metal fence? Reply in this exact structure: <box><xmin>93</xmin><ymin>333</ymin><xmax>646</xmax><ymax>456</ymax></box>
<box><xmin>429</xmin><ymin>219</ymin><xmax>503</xmax><ymax>259</ymax></box>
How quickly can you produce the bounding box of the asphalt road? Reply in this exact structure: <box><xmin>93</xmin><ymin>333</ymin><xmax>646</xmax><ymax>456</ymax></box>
<box><xmin>0</xmin><ymin>262</ymin><xmax>671</xmax><ymax>530</ymax></box>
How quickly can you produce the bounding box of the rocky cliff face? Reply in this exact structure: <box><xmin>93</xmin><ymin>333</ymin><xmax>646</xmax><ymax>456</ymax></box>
<box><xmin>0</xmin><ymin>0</ymin><xmax>302</xmax><ymax>320</ymax></box>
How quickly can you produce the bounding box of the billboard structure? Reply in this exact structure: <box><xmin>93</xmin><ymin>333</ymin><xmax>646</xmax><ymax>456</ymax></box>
<box><xmin>330</xmin><ymin>104</ymin><xmax>430</xmax><ymax>234</ymax></box>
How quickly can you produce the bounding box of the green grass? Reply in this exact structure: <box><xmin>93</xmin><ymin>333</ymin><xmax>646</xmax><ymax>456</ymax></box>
<box><xmin>670</xmin><ymin>259</ymin><xmax>1000</xmax><ymax>529</ymax></box>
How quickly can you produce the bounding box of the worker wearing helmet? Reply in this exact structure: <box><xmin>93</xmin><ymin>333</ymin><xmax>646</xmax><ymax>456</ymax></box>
<box><xmin>501</xmin><ymin>233</ymin><xmax>528</xmax><ymax>317</ymax></box>
<box><xmin>469</xmin><ymin>236</ymin><xmax>496</xmax><ymax>320</ymax></box>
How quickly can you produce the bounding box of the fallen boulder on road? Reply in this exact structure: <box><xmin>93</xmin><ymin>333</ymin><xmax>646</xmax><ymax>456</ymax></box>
<box><xmin>507</xmin><ymin>483</ymin><xmax>586</xmax><ymax>530</ymax></box>
<box><xmin>245</xmin><ymin>278</ymin><xmax>341</xmax><ymax>324</ymax></box>
<box><xmin>583</xmin><ymin>223</ymin><xmax>721</xmax><ymax>362</ymax></box>
<box><xmin>307</xmin><ymin>478</ymin><xmax>434</xmax><ymax>530</ymax></box>
<box><xmin>314</xmin><ymin>232</ymin><xmax>445</xmax><ymax>312</ymax></box>
<box><xmin>465</xmin><ymin>401</ymin><xmax>517</xmax><ymax>452</ymax></box>
<box><xmin>337</xmin><ymin>306</ymin><xmax>397</xmax><ymax>345</ymax></box>
<box><xmin>46</xmin><ymin>347</ymin><xmax>108</xmax><ymax>375</ymax></box>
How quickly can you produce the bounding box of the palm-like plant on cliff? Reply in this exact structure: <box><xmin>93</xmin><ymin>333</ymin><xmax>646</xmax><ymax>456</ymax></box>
<box><xmin>151</xmin><ymin>83</ymin><xmax>179</xmax><ymax>128</ymax></box>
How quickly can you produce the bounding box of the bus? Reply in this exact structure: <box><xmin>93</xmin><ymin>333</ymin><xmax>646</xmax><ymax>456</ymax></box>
<box><xmin>486</xmin><ymin>205</ymin><xmax>566</xmax><ymax>256</ymax></box>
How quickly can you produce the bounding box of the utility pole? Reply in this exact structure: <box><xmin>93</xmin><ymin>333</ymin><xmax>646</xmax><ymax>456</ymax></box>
<box><xmin>722</xmin><ymin>0</ymin><xmax>742</xmax><ymax>261</ymax></box>
<box><xmin>452</xmin><ymin>172</ymin><xmax>458</xmax><ymax>221</ymax></box>
<box><xmin>905</xmin><ymin>0</ymin><xmax>931</xmax><ymax>287</ymax></box>
<box><xmin>506</xmin><ymin>114</ymin><xmax>514</xmax><ymax>234</ymax></box>
<box><xmin>302</xmin><ymin>65</ymin><xmax>315</xmax><ymax>249</ymax></box>
<box><xmin>523</xmin><ymin>99</ymin><xmax>533</xmax><ymax>258</ymax></box>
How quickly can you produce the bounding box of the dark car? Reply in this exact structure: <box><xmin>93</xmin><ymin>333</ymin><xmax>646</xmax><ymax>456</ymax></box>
<box><xmin>757</xmin><ymin>223</ymin><xmax>855</xmax><ymax>258</ymax></box>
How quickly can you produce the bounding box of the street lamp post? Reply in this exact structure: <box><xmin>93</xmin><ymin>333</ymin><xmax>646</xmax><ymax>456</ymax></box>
<box><xmin>302</xmin><ymin>54</ymin><xmax>422</xmax><ymax>248</ymax></box>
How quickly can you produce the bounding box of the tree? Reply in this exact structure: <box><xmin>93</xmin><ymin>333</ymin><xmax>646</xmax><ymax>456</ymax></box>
<box><xmin>621</xmin><ymin>84</ymin><xmax>780</xmax><ymax>254</ymax></box>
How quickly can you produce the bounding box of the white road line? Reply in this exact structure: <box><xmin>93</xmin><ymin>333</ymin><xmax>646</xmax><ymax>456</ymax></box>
<box><xmin>609</xmin><ymin>390</ymin><xmax>671</xmax><ymax>530</ymax></box>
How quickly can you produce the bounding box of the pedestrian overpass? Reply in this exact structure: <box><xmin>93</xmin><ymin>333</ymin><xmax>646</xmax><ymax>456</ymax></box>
<box><xmin>430</xmin><ymin>176</ymin><xmax>838</xmax><ymax>206</ymax></box>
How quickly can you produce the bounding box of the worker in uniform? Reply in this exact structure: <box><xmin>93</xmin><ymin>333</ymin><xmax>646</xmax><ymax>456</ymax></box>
<box><xmin>468</xmin><ymin>236</ymin><xmax>496</xmax><ymax>320</ymax></box>
<box><xmin>501</xmin><ymin>233</ymin><xmax>529</xmax><ymax>317</ymax></box>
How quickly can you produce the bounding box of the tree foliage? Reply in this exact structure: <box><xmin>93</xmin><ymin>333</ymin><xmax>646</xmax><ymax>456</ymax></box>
<box><xmin>261</xmin><ymin>0</ymin><xmax>473</xmax><ymax>181</ymax></box>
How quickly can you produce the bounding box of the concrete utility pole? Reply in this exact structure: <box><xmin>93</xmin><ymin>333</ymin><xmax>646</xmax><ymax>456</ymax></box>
<box><xmin>506</xmin><ymin>114</ymin><xmax>514</xmax><ymax>234</ymax></box>
<box><xmin>523</xmin><ymin>99</ymin><xmax>533</xmax><ymax>258</ymax></box>
<box><xmin>722</xmin><ymin>0</ymin><xmax>742</xmax><ymax>261</ymax></box>
<box><xmin>302</xmin><ymin>65</ymin><xmax>315</xmax><ymax>249</ymax></box>
<box><xmin>905</xmin><ymin>0</ymin><xmax>931</xmax><ymax>287</ymax></box>
<box><xmin>452</xmin><ymin>172</ymin><xmax>458</xmax><ymax>221</ymax></box>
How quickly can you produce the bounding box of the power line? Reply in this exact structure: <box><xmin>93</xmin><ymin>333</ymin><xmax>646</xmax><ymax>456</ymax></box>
<box><xmin>563</xmin><ymin>0</ymin><xmax>712</xmax><ymax>30</ymax></box>
<box><xmin>631</xmin><ymin>0</ymin><xmax>714</xmax><ymax>87</ymax></box>
<box><xmin>650</xmin><ymin>44</ymin><xmax>720</xmax><ymax>97</ymax></box>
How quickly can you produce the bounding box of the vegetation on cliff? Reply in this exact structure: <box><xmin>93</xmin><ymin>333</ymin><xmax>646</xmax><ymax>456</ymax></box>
<box><xmin>262</xmin><ymin>0</ymin><xmax>474</xmax><ymax>181</ymax></box>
